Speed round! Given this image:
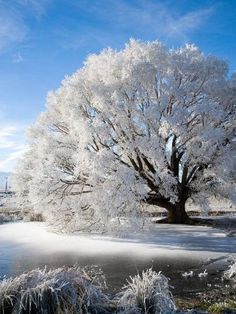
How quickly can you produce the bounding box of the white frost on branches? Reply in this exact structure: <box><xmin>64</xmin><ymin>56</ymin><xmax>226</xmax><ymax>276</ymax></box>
<box><xmin>12</xmin><ymin>40</ymin><xmax>235</xmax><ymax>231</ymax></box>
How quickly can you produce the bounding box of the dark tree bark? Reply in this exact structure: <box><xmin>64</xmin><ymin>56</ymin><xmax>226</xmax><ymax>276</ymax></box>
<box><xmin>145</xmin><ymin>195</ymin><xmax>190</xmax><ymax>224</ymax></box>
<box><xmin>127</xmin><ymin>135</ymin><xmax>199</xmax><ymax>224</ymax></box>
<box><xmin>166</xmin><ymin>201</ymin><xmax>189</xmax><ymax>224</ymax></box>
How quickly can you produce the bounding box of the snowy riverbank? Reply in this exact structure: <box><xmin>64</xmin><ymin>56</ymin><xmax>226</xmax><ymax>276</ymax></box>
<box><xmin>1</xmin><ymin>222</ymin><xmax>236</xmax><ymax>312</ymax></box>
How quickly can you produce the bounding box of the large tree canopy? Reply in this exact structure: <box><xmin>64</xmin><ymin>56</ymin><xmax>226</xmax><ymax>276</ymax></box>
<box><xmin>12</xmin><ymin>40</ymin><xmax>236</xmax><ymax>231</ymax></box>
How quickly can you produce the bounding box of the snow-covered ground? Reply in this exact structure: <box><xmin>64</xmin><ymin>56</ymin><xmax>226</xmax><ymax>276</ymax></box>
<box><xmin>1</xmin><ymin>222</ymin><xmax>236</xmax><ymax>260</ymax></box>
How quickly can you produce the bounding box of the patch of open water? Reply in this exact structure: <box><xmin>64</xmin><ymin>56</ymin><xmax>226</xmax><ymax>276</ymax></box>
<box><xmin>0</xmin><ymin>222</ymin><xmax>234</xmax><ymax>297</ymax></box>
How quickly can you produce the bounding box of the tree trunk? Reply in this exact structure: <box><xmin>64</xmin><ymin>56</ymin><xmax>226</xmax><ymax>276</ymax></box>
<box><xmin>145</xmin><ymin>195</ymin><xmax>190</xmax><ymax>224</ymax></box>
<box><xmin>166</xmin><ymin>201</ymin><xmax>189</xmax><ymax>224</ymax></box>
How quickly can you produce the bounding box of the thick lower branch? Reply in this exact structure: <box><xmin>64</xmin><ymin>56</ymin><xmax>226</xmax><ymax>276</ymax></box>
<box><xmin>145</xmin><ymin>195</ymin><xmax>172</xmax><ymax>210</ymax></box>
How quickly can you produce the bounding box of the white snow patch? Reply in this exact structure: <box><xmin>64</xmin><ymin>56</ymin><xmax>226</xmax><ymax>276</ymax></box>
<box><xmin>0</xmin><ymin>222</ymin><xmax>236</xmax><ymax>261</ymax></box>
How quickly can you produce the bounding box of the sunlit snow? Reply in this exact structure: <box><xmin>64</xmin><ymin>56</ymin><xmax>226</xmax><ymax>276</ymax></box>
<box><xmin>1</xmin><ymin>222</ymin><xmax>235</xmax><ymax>258</ymax></box>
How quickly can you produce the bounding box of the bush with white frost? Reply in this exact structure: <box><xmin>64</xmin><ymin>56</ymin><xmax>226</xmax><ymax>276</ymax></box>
<box><xmin>0</xmin><ymin>266</ymin><xmax>178</xmax><ymax>314</ymax></box>
<box><xmin>0</xmin><ymin>266</ymin><xmax>109</xmax><ymax>314</ymax></box>
<box><xmin>118</xmin><ymin>268</ymin><xmax>176</xmax><ymax>314</ymax></box>
<box><xmin>224</xmin><ymin>256</ymin><xmax>236</xmax><ymax>281</ymax></box>
<box><xmin>0</xmin><ymin>213</ymin><xmax>11</xmax><ymax>224</ymax></box>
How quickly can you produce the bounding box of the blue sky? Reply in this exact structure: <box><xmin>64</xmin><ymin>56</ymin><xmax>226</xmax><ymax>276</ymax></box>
<box><xmin>0</xmin><ymin>0</ymin><xmax>235</xmax><ymax>172</ymax></box>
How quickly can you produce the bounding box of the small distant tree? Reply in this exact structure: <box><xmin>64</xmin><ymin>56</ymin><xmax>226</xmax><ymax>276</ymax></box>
<box><xmin>12</xmin><ymin>40</ymin><xmax>235</xmax><ymax>230</ymax></box>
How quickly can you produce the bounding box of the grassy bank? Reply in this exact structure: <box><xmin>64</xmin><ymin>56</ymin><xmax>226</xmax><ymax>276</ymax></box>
<box><xmin>0</xmin><ymin>267</ymin><xmax>176</xmax><ymax>314</ymax></box>
<box><xmin>1</xmin><ymin>265</ymin><xmax>236</xmax><ymax>314</ymax></box>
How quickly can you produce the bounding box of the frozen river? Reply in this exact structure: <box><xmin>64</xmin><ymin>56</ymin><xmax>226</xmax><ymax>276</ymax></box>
<box><xmin>0</xmin><ymin>222</ymin><xmax>235</xmax><ymax>296</ymax></box>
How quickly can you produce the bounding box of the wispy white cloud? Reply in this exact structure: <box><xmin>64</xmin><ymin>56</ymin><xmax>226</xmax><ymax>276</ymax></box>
<box><xmin>166</xmin><ymin>7</ymin><xmax>215</xmax><ymax>40</ymax></box>
<box><xmin>0</xmin><ymin>145</ymin><xmax>28</xmax><ymax>172</ymax></box>
<box><xmin>66</xmin><ymin>0</ymin><xmax>216</xmax><ymax>47</ymax></box>
<box><xmin>0</xmin><ymin>126</ymin><xmax>18</xmax><ymax>149</ymax></box>
<box><xmin>0</xmin><ymin>123</ymin><xmax>28</xmax><ymax>172</ymax></box>
<box><xmin>12</xmin><ymin>52</ymin><xmax>24</xmax><ymax>63</ymax></box>
<box><xmin>0</xmin><ymin>0</ymin><xmax>51</xmax><ymax>52</ymax></box>
<box><xmin>0</xmin><ymin>4</ymin><xmax>27</xmax><ymax>52</ymax></box>
<box><xmin>16</xmin><ymin>0</ymin><xmax>52</xmax><ymax>18</ymax></box>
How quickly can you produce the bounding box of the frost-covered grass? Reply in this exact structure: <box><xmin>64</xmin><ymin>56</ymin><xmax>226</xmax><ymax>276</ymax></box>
<box><xmin>118</xmin><ymin>268</ymin><xmax>176</xmax><ymax>314</ymax></box>
<box><xmin>0</xmin><ymin>212</ymin><xmax>22</xmax><ymax>224</ymax></box>
<box><xmin>0</xmin><ymin>213</ymin><xmax>11</xmax><ymax>224</ymax></box>
<box><xmin>0</xmin><ymin>198</ymin><xmax>23</xmax><ymax>224</ymax></box>
<box><xmin>224</xmin><ymin>256</ymin><xmax>236</xmax><ymax>281</ymax></box>
<box><xmin>0</xmin><ymin>266</ymin><xmax>109</xmax><ymax>314</ymax></box>
<box><xmin>0</xmin><ymin>267</ymin><xmax>177</xmax><ymax>314</ymax></box>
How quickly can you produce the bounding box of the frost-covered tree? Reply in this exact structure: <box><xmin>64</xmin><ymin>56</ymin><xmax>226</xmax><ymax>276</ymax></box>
<box><xmin>12</xmin><ymin>40</ymin><xmax>235</xmax><ymax>230</ymax></box>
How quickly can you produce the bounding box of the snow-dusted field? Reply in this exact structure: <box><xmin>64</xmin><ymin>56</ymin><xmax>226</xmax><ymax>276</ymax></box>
<box><xmin>1</xmin><ymin>222</ymin><xmax>236</xmax><ymax>258</ymax></box>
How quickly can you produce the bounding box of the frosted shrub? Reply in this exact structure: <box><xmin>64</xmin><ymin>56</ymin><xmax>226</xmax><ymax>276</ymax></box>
<box><xmin>0</xmin><ymin>266</ymin><xmax>109</xmax><ymax>314</ymax></box>
<box><xmin>224</xmin><ymin>256</ymin><xmax>236</xmax><ymax>281</ymax></box>
<box><xmin>0</xmin><ymin>214</ymin><xmax>11</xmax><ymax>224</ymax></box>
<box><xmin>118</xmin><ymin>268</ymin><xmax>176</xmax><ymax>314</ymax></box>
<box><xmin>0</xmin><ymin>267</ymin><xmax>178</xmax><ymax>313</ymax></box>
